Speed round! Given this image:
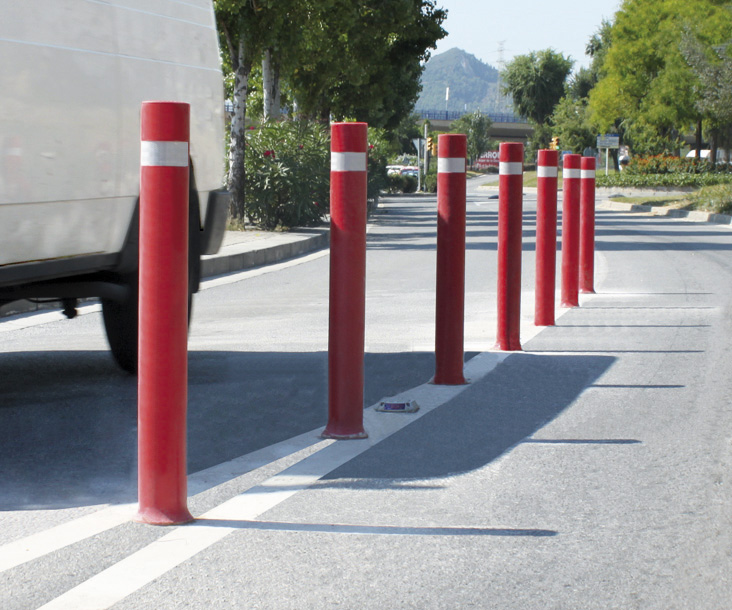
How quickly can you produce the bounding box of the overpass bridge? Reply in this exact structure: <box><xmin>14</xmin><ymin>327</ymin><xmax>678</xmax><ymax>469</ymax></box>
<box><xmin>417</xmin><ymin>110</ymin><xmax>532</xmax><ymax>142</ymax></box>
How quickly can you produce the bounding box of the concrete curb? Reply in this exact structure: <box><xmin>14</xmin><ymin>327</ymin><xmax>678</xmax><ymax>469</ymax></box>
<box><xmin>1</xmin><ymin>227</ymin><xmax>330</xmax><ymax>319</ymax></box>
<box><xmin>200</xmin><ymin>227</ymin><xmax>329</xmax><ymax>278</ymax></box>
<box><xmin>597</xmin><ymin>200</ymin><xmax>732</xmax><ymax>226</ymax></box>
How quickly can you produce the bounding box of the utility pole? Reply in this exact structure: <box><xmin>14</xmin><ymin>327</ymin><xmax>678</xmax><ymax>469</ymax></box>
<box><xmin>423</xmin><ymin>122</ymin><xmax>429</xmax><ymax>191</ymax></box>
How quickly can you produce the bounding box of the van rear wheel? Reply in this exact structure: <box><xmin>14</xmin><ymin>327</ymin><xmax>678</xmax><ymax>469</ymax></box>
<box><xmin>102</xmin><ymin>280</ymin><xmax>192</xmax><ymax>374</ymax></box>
<box><xmin>102</xmin><ymin>274</ymin><xmax>139</xmax><ymax>374</ymax></box>
<box><xmin>103</xmin><ymin>183</ymin><xmax>199</xmax><ymax>374</ymax></box>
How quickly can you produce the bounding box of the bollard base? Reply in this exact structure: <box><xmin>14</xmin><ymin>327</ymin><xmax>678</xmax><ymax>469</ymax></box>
<box><xmin>135</xmin><ymin>506</ymin><xmax>194</xmax><ymax>526</ymax></box>
<box><xmin>561</xmin><ymin>300</ymin><xmax>579</xmax><ymax>308</ymax></box>
<box><xmin>492</xmin><ymin>341</ymin><xmax>522</xmax><ymax>352</ymax></box>
<box><xmin>431</xmin><ymin>376</ymin><xmax>468</xmax><ymax>386</ymax></box>
<box><xmin>321</xmin><ymin>429</ymin><xmax>368</xmax><ymax>440</ymax></box>
<box><xmin>579</xmin><ymin>288</ymin><xmax>596</xmax><ymax>294</ymax></box>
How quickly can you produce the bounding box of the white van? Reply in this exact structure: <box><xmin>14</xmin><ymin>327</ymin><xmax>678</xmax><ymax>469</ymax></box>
<box><xmin>0</xmin><ymin>0</ymin><xmax>229</xmax><ymax>372</ymax></box>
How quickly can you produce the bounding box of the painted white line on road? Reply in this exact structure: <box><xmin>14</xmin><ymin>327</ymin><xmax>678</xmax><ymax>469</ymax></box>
<box><xmin>0</xmin><ymin>430</ymin><xmax>326</xmax><ymax>574</ymax></box>
<box><xmin>36</xmin><ymin>350</ymin><xmax>511</xmax><ymax>610</ymax></box>
<box><xmin>0</xmin><ymin>503</ymin><xmax>136</xmax><ymax>573</ymax></box>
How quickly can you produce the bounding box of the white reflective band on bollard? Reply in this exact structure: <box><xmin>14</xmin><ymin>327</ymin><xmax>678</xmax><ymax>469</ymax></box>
<box><xmin>331</xmin><ymin>152</ymin><xmax>367</xmax><ymax>172</ymax></box>
<box><xmin>499</xmin><ymin>161</ymin><xmax>523</xmax><ymax>175</ymax></box>
<box><xmin>140</xmin><ymin>141</ymin><xmax>189</xmax><ymax>167</ymax></box>
<box><xmin>437</xmin><ymin>157</ymin><xmax>465</xmax><ymax>173</ymax></box>
<box><xmin>537</xmin><ymin>166</ymin><xmax>558</xmax><ymax>178</ymax></box>
<box><xmin>581</xmin><ymin>169</ymin><xmax>596</xmax><ymax>179</ymax></box>
<box><xmin>563</xmin><ymin>168</ymin><xmax>581</xmax><ymax>179</ymax></box>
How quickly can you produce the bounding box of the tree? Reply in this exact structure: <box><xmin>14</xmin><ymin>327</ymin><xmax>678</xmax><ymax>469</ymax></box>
<box><xmin>500</xmin><ymin>49</ymin><xmax>573</xmax><ymax>154</ymax></box>
<box><xmin>450</xmin><ymin>111</ymin><xmax>493</xmax><ymax>164</ymax></box>
<box><xmin>680</xmin><ymin>28</ymin><xmax>732</xmax><ymax>162</ymax></box>
<box><xmin>290</xmin><ymin>0</ymin><xmax>447</xmax><ymax>129</ymax></box>
<box><xmin>550</xmin><ymin>97</ymin><xmax>595</xmax><ymax>154</ymax></box>
<box><xmin>501</xmin><ymin>50</ymin><xmax>574</xmax><ymax>126</ymax></box>
<box><xmin>213</xmin><ymin>0</ymin><xmax>274</xmax><ymax>221</ymax></box>
<box><xmin>588</xmin><ymin>0</ymin><xmax>732</xmax><ymax>155</ymax></box>
<box><xmin>215</xmin><ymin>0</ymin><xmax>446</xmax><ymax>221</ymax></box>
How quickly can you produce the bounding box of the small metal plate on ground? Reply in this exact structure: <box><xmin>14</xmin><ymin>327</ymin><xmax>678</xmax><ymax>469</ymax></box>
<box><xmin>376</xmin><ymin>400</ymin><xmax>420</xmax><ymax>413</ymax></box>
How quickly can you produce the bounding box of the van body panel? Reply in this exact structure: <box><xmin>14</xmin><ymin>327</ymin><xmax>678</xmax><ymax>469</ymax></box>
<box><xmin>0</xmin><ymin>0</ymin><xmax>225</xmax><ymax>268</ymax></box>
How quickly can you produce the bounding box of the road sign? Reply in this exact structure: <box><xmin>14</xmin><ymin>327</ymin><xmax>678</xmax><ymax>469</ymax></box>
<box><xmin>597</xmin><ymin>134</ymin><xmax>620</xmax><ymax>149</ymax></box>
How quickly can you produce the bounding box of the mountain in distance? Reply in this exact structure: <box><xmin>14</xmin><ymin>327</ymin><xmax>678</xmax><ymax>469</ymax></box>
<box><xmin>416</xmin><ymin>47</ymin><xmax>514</xmax><ymax>115</ymax></box>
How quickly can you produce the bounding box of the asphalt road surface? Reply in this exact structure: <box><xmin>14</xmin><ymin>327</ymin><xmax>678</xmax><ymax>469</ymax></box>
<box><xmin>1</xmin><ymin>178</ymin><xmax>731</xmax><ymax>609</ymax></box>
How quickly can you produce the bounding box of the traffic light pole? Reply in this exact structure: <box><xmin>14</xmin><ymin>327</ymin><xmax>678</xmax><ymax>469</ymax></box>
<box><xmin>423</xmin><ymin>122</ymin><xmax>429</xmax><ymax>191</ymax></box>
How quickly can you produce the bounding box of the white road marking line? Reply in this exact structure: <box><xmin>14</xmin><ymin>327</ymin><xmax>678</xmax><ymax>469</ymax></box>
<box><xmin>0</xmin><ymin>430</ymin><xmax>326</xmax><ymax>574</ymax></box>
<box><xmin>36</xmin><ymin>351</ymin><xmax>510</xmax><ymax>610</ymax></box>
<box><xmin>0</xmin><ymin>504</ymin><xmax>136</xmax><ymax>573</ymax></box>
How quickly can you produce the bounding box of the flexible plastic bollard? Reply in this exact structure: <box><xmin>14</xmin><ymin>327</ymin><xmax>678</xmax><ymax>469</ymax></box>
<box><xmin>495</xmin><ymin>142</ymin><xmax>524</xmax><ymax>351</ymax></box>
<box><xmin>137</xmin><ymin>101</ymin><xmax>193</xmax><ymax>525</ymax></box>
<box><xmin>580</xmin><ymin>156</ymin><xmax>597</xmax><ymax>294</ymax></box>
<box><xmin>561</xmin><ymin>154</ymin><xmax>582</xmax><ymax>308</ymax></box>
<box><xmin>434</xmin><ymin>134</ymin><xmax>467</xmax><ymax>385</ymax></box>
<box><xmin>323</xmin><ymin>122</ymin><xmax>369</xmax><ymax>440</ymax></box>
<box><xmin>535</xmin><ymin>149</ymin><xmax>559</xmax><ymax>326</ymax></box>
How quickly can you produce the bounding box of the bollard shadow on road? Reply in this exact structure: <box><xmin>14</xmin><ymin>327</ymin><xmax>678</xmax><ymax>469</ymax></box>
<box><xmin>0</xmin><ymin>350</ymin><xmax>616</xmax><ymax>510</ymax></box>
<box><xmin>0</xmin><ymin>349</ymin><xmax>440</xmax><ymax>510</ymax></box>
<box><xmin>320</xmin><ymin>352</ymin><xmax>616</xmax><ymax>484</ymax></box>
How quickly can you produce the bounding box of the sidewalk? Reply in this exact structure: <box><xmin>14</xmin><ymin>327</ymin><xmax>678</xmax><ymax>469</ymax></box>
<box><xmin>0</xmin><ymin>227</ymin><xmax>329</xmax><ymax>318</ymax></box>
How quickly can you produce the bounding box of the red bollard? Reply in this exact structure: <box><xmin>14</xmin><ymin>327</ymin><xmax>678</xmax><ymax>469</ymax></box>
<box><xmin>580</xmin><ymin>156</ymin><xmax>597</xmax><ymax>294</ymax></box>
<box><xmin>434</xmin><ymin>134</ymin><xmax>467</xmax><ymax>385</ymax></box>
<box><xmin>561</xmin><ymin>154</ymin><xmax>582</xmax><ymax>308</ymax></box>
<box><xmin>137</xmin><ymin>101</ymin><xmax>193</xmax><ymax>525</ymax></box>
<box><xmin>535</xmin><ymin>149</ymin><xmax>559</xmax><ymax>326</ymax></box>
<box><xmin>495</xmin><ymin>142</ymin><xmax>524</xmax><ymax>351</ymax></box>
<box><xmin>323</xmin><ymin>122</ymin><xmax>368</xmax><ymax>440</ymax></box>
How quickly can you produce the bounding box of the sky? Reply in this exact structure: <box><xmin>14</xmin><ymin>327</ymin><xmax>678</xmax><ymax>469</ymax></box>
<box><xmin>432</xmin><ymin>0</ymin><xmax>623</xmax><ymax>71</ymax></box>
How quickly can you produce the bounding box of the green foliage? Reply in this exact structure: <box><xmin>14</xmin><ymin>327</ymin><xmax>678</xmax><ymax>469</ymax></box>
<box><xmin>244</xmin><ymin>120</ymin><xmax>330</xmax><ymax>229</ymax></box>
<box><xmin>687</xmin><ymin>183</ymin><xmax>732</xmax><ymax>213</ymax></box>
<box><xmin>550</xmin><ymin>97</ymin><xmax>596</xmax><ymax>154</ymax></box>
<box><xmin>596</xmin><ymin>171</ymin><xmax>732</xmax><ymax>189</ymax></box>
<box><xmin>526</xmin><ymin>122</ymin><xmax>552</xmax><ymax>162</ymax></box>
<box><xmin>450</xmin><ymin>111</ymin><xmax>493</xmax><ymax>163</ymax></box>
<box><xmin>386</xmin><ymin>173</ymin><xmax>418</xmax><ymax>193</ymax></box>
<box><xmin>424</xmin><ymin>167</ymin><xmax>438</xmax><ymax>193</ymax></box>
<box><xmin>366</xmin><ymin>127</ymin><xmax>391</xmax><ymax>206</ymax></box>
<box><xmin>624</xmin><ymin>154</ymin><xmax>732</xmax><ymax>175</ymax></box>
<box><xmin>215</xmin><ymin>0</ymin><xmax>447</xmax><ymax>220</ymax></box>
<box><xmin>588</xmin><ymin>0</ymin><xmax>732</xmax><ymax>150</ymax></box>
<box><xmin>291</xmin><ymin>0</ymin><xmax>447</xmax><ymax>129</ymax></box>
<box><xmin>501</xmin><ymin>49</ymin><xmax>574</xmax><ymax>126</ymax></box>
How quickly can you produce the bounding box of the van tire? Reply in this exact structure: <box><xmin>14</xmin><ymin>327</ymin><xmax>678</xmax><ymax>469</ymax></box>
<box><xmin>103</xmin><ymin>181</ymin><xmax>200</xmax><ymax>374</ymax></box>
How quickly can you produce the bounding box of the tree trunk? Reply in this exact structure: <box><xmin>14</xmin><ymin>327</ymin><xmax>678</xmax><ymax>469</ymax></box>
<box><xmin>695</xmin><ymin>119</ymin><xmax>703</xmax><ymax>158</ymax></box>
<box><xmin>262</xmin><ymin>48</ymin><xmax>281</xmax><ymax>120</ymax></box>
<box><xmin>710</xmin><ymin>128</ymin><xmax>718</xmax><ymax>165</ymax></box>
<box><xmin>228</xmin><ymin>40</ymin><xmax>251</xmax><ymax>222</ymax></box>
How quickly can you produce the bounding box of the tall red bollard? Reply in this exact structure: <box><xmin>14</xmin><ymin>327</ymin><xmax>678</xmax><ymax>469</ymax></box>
<box><xmin>323</xmin><ymin>122</ymin><xmax>368</xmax><ymax>440</ymax></box>
<box><xmin>495</xmin><ymin>142</ymin><xmax>524</xmax><ymax>351</ymax></box>
<box><xmin>580</xmin><ymin>156</ymin><xmax>597</xmax><ymax>294</ymax></box>
<box><xmin>561</xmin><ymin>154</ymin><xmax>582</xmax><ymax>308</ymax></box>
<box><xmin>434</xmin><ymin>134</ymin><xmax>467</xmax><ymax>385</ymax></box>
<box><xmin>535</xmin><ymin>149</ymin><xmax>559</xmax><ymax>326</ymax></box>
<box><xmin>137</xmin><ymin>101</ymin><xmax>193</xmax><ymax>525</ymax></box>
